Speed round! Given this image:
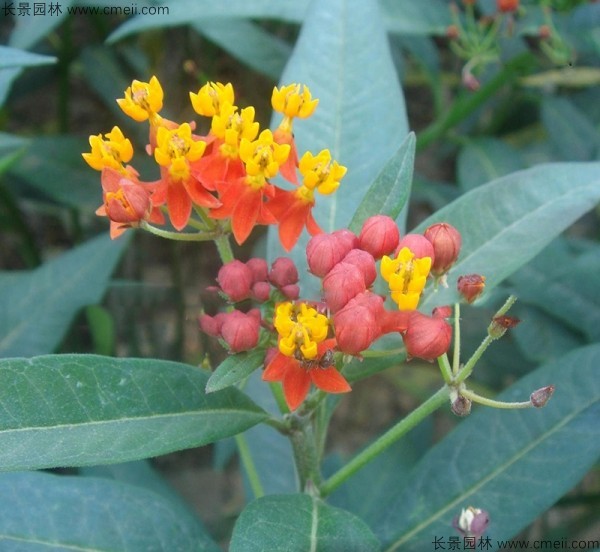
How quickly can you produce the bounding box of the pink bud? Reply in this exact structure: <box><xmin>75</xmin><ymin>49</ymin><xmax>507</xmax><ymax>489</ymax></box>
<box><xmin>269</xmin><ymin>257</ymin><xmax>299</xmax><ymax>288</ymax></box>
<box><xmin>306</xmin><ymin>230</ymin><xmax>357</xmax><ymax>277</ymax></box>
<box><xmin>198</xmin><ymin>313</ymin><xmax>223</xmax><ymax>337</ymax></box>
<box><xmin>403</xmin><ymin>311</ymin><xmax>452</xmax><ymax>360</ymax></box>
<box><xmin>322</xmin><ymin>261</ymin><xmax>367</xmax><ymax>313</ymax></box>
<box><xmin>334</xmin><ymin>292</ymin><xmax>383</xmax><ymax>354</ymax></box>
<box><xmin>358</xmin><ymin>215</ymin><xmax>400</xmax><ymax>259</ymax></box>
<box><xmin>220</xmin><ymin>310</ymin><xmax>261</xmax><ymax>353</ymax></box>
<box><xmin>424</xmin><ymin>223</ymin><xmax>462</xmax><ymax>276</ymax></box>
<box><xmin>341</xmin><ymin>249</ymin><xmax>377</xmax><ymax>288</ymax></box>
<box><xmin>251</xmin><ymin>281</ymin><xmax>271</xmax><ymax>302</ymax></box>
<box><xmin>217</xmin><ymin>260</ymin><xmax>253</xmax><ymax>302</ymax></box>
<box><xmin>281</xmin><ymin>284</ymin><xmax>300</xmax><ymax>300</ymax></box>
<box><xmin>246</xmin><ymin>258</ymin><xmax>269</xmax><ymax>283</ymax></box>
<box><xmin>457</xmin><ymin>274</ymin><xmax>486</xmax><ymax>304</ymax></box>
<box><xmin>530</xmin><ymin>385</ymin><xmax>554</xmax><ymax>408</ymax></box>
<box><xmin>395</xmin><ymin>234</ymin><xmax>435</xmax><ymax>262</ymax></box>
<box><xmin>432</xmin><ymin>305</ymin><xmax>453</xmax><ymax>319</ymax></box>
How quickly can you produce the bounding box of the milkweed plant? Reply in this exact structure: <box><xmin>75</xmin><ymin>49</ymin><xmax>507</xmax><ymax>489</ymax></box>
<box><xmin>1</xmin><ymin>0</ymin><xmax>599</xmax><ymax>550</ymax></box>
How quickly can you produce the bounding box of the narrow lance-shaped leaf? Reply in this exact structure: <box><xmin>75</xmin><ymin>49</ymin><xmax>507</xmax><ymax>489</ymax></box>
<box><xmin>0</xmin><ymin>355</ymin><xmax>267</xmax><ymax>471</ymax></box>
<box><xmin>206</xmin><ymin>349</ymin><xmax>265</xmax><ymax>393</ymax></box>
<box><xmin>414</xmin><ymin>162</ymin><xmax>600</xmax><ymax>310</ymax></box>
<box><xmin>229</xmin><ymin>494</ymin><xmax>380</xmax><ymax>552</ymax></box>
<box><xmin>376</xmin><ymin>343</ymin><xmax>600</xmax><ymax>551</ymax></box>
<box><xmin>0</xmin><ymin>471</ymin><xmax>220</xmax><ymax>551</ymax></box>
<box><xmin>0</xmin><ymin>234</ymin><xmax>130</xmax><ymax>358</ymax></box>
<box><xmin>348</xmin><ymin>132</ymin><xmax>415</xmax><ymax>235</ymax></box>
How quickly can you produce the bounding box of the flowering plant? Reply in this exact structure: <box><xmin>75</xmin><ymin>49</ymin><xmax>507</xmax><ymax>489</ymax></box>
<box><xmin>1</xmin><ymin>0</ymin><xmax>599</xmax><ymax>550</ymax></box>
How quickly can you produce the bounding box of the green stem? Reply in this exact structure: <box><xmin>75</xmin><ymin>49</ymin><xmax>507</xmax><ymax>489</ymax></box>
<box><xmin>215</xmin><ymin>234</ymin><xmax>234</xmax><ymax>264</ymax></box>
<box><xmin>460</xmin><ymin>388</ymin><xmax>532</xmax><ymax>409</ymax></box>
<box><xmin>437</xmin><ymin>354</ymin><xmax>453</xmax><ymax>385</ymax></box>
<box><xmin>288</xmin><ymin>414</ymin><xmax>322</xmax><ymax>491</ymax></box>
<box><xmin>234</xmin><ymin>433</ymin><xmax>265</xmax><ymax>499</ymax></box>
<box><xmin>452</xmin><ymin>302</ymin><xmax>461</xmax><ymax>375</ymax></box>
<box><xmin>320</xmin><ymin>387</ymin><xmax>449</xmax><ymax>497</ymax></box>
<box><xmin>139</xmin><ymin>221</ymin><xmax>223</xmax><ymax>242</ymax></box>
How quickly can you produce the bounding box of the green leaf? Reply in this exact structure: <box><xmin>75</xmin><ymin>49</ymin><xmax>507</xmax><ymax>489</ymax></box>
<box><xmin>414</xmin><ymin>162</ymin><xmax>600</xmax><ymax>310</ymax></box>
<box><xmin>108</xmin><ymin>0</ymin><xmax>309</xmax><ymax>43</ymax></box>
<box><xmin>380</xmin><ymin>0</ymin><xmax>452</xmax><ymax>35</ymax></box>
<box><xmin>0</xmin><ymin>133</ymin><xmax>29</xmax><ymax>176</ymax></box>
<box><xmin>376</xmin><ymin>344</ymin><xmax>600</xmax><ymax>550</ymax></box>
<box><xmin>0</xmin><ymin>354</ymin><xmax>267</xmax><ymax>470</ymax></box>
<box><xmin>229</xmin><ymin>494</ymin><xmax>380</xmax><ymax>551</ymax></box>
<box><xmin>0</xmin><ymin>234</ymin><xmax>129</xmax><ymax>357</ymax></box>
<box><xmin>457</xmin><ymin>137</ymin><xmax>526</xmax><ymax>192</ymax></box>
<box><xmin>0</xmin><ymin>46</ymin><xmax>57</xmax><ymax>70</ymax></box>
<box><xmin>0</xmin><ymin>471</ymin><xmax>220</xmax><ymax>551</ymax></box>
<box><xmin>267</xmin><ymin>0</ymin><xmax>409</xmax><ymax>294</ymax></box>
<box><xmin>541</xmin><ymin>96</ymin><xmax>600</xmax><ymax>161</ymax></box>
<box><xmin>348</xmin><ymin>132</ymin><xmax>416</xmax><ymax>235</ymax></box>
<box><xmin>192</xmin><ymin>19</ymin><xmax>292</xmax><ymax>80</ymax></box>
<box><xmin>85</xmin><ymin>305</ymin><xmax>115</xmax><ymax>356</ymax></box>
<box><xmin>8</xmin><ymin>135</ymin><xmax>102</xmax><ymax>210</ymax></box>
<box><xmin>9</xmin><ymin>5</ymin><xmax>73</xmax><ymax>49</ymax></box>
<box><xmin>206</xmin><ymin>349</ymin><xmax>265</xmax><ymax>393</ymax></box>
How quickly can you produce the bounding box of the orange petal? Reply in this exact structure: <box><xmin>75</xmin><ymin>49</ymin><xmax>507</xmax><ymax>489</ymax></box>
<box><xmin>167</xmin><ymin>180</ymin><xmax>192</xmax><ymax>231</ymax></box>
<box><xmin>183</xmin><ymin>176</ymin><xmax>221</xmax><ymax>208</ymax></box>
<box><xmin>262</xmin><ymin>352</ymin><xmax>289</xmax><ymax>381</ymax></box>
<box><xmin>231</xmin><ymin>188</ymin><xmax>262</xmax><ymax>244</ymax></box>
<box><xmin>310</xmin><ymin>366</ymin><xmax>351</xmax><ymax>394</ymax></box>
<box><xmin>282</xmin><ymin>361</ymin><xmax>312</xmax><ymax>411</ymax></box>
<box><xmin>277</xmin><ymin>200</ymin><xmax>312</xmax><ymax>251</ymax></box>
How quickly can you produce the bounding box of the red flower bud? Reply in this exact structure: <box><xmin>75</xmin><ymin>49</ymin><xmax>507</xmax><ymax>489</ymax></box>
<box><xmin>198</xmin><ymin>313</ymin><xmax>224</xmax><ymax>337</ymax></box>
<box><xmin>306</xmin><ymin>230</ymin><xmax>357</xmax><ymax>277</ymax></box>
<box><xmin>341</xmin><ymin>249</ymin><xmax>377</xmax><ymax>288</ymax></box>
<box><xmin>217</xmin><ymin>260</ymin><xmax>253</xmax><ymax>302</ymax></box>
<box><xmin>497</xmin><ymin>0</ymin><xmax>519</xmax><ymax>12</ymax></box>
<box><xmin>403</xmin><ymin>311</ymin><xmax>452</xmax><ymax>360</ymax></box>
<box><xmin>246</xmin><ymin>258</ymin><xmax>269</xmax><ymax>283</ymax></box>
<box><xmin>424</xmin><ymin>223</ymin><xmax>462</xmax><ymax>276</ymax></box>
<box><xmin>104</xmin><ymin>180</ymin><xmax>152</xmax><ymax>223</ymax></box>
<box><xmin>432</xmin><ymin>305</ymin><xmax>453</xmax><ymax>319</ymax></box>
<box><xmin>538</xmin><ymin>25</ymin><xmax>551</xmax><ymax>40</ymax></box>
<box><xmin>395</xmin><ymin>234</ymin><xmax>435</xmax><ymax>262</ymax></box>
<box><xmin>269</xmin><ymin>257</ymin><xmax>299</xmax><ymax>288</ymax></box>
<box><xmin>357</xmin><ymin>215</ymin><xmax>399</xmax><ymax>260</ymax></box>
<box><xmin>530</xmin><ymin>385</ymin><xmax>554</xmax><ymax>408</ymax></box>
<box><xmin>446</xmin><ymin>24</ymin><xmax>460</xmax><ymax>39</ymax></box>
<box><xmin>488</xmin><ymin>315</ymin><xmax>520</xmax><ymax>339</ymax></box>
<box><xmin>334</xmin><ymin>292</ymin><xmax>383</xmax><ymax>354</ymax></box>
<box><xmin>453</xmin><ymin>507</ymin><xmax>489</xmax><ymax>538</ymax></box>
<box><xmin>281</xmin><ymin>284</ymin><xmax>300</xmax><ymax>300</ymax></box>
<box><xmin>457</xmin><ymin>274</ymin><xmax>486</xmax><ymax>304</ymax></box>
<box><xmin>322</xmin><ymin>261</ymin><xmax>367</xmax><ymax>313</ymax></box>
<box><xmin>251</xmin><ymin>281</ymin><xmax>271</xmax><ymax>302</ymax></box>
<box><xmin>220</xmin><ymin>310</ymin><xmax>261</xmax><ymax>353</ymax></box>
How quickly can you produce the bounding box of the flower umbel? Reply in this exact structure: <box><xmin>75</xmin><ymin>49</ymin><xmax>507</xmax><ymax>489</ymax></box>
<box><xmin>381</xmin><ymin>247</ymin><xmax>432</xmax><ymax>310</ymax></box>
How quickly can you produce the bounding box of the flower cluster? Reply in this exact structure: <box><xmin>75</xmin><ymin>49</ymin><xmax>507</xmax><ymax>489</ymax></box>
<box><xmin>84</xmin><ymin>77</ymin><xmax>345</xmax><ymax>250</ymax></box>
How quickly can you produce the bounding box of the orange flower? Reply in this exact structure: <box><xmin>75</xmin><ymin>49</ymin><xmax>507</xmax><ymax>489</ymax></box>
<box><xmin>96</xmin><ymin>168</ymin><xmax>164</xmax><ymax>239</ymax></box>
<box><xmin>152</xmin><ymin>122</ymin><xmax>220</xmax><ymax>230</ymax></box>
<box><xmin>263</xmin><ymin>338</ymin><xmax>350</xmax><ymax>411</ymax></box>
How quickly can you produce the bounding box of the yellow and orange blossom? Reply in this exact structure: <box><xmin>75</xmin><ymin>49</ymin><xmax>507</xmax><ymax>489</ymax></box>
<box><xmin>82</xmin><ymin>126</ymin><xmax>133</xmax><ymax>174</ymax></box>
<box><xmin>274</xmin><ymin>302</ymin><xmax>329</xmax><ymax>360</ymax></box>
<box><xmin>154</xmin><ymin>122</ymin><xmax>206</xmax><ymax>182</ymax></box>
<box><xmin>272</xmin><ymin>84</ymin><xmax>319</xmax><ymax>122</ymax></box>
<box><xmin>117</xmin><ymin>76</ymin><xmax>164</xmax><ymax>123</ymax></box>
<box><xmin>381</xmin><ymin>247</ymin><xmax>432</xmax><ymax>310</ymax></box>
<box><xmin>190</xmin><ymin>81</ymin><xmax>235</xmax><ymax>117</ymax></box>
<box><xmin>239</xmin><ymin>129</ymin><xmax>290</xmax><ymax>187</ymax></box>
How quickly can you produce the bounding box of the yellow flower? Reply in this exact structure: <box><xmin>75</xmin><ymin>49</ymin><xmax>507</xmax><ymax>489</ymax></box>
<box><xmin>117</xmin><ymin>76</ymin><xmax>164</xmax><ymax>122</ymax></box>
<box><xmin>239</xmin><ymin>129</ymin><xmax>290</xmax><ymax>187</ymax></box>
<box><xmin>274</xmin><ymin>302</ymin><xmax>329</xmax><ymax>360</ymax></box>
<box><xmin>381</xmin><ymin>247</ymin><xmax>432</xmax><ymax>311</ymax></box>
<box><xmin>272</xmin><ymin>83</ymin><xmax>319</xmax><ymax>119</ymax></box>
<box><xmin>211</xmin><ymin>103</ymin><xmax>260</xmax><ymax>159</ymax></box>
<box><xmin>299</xmin><ymin>149</ymin><xmax>346</xmax><ymax>196</ymax></box>
<box><xmin>190</xmin><ymin>82</ymin><xmax>235</xmax><ymax>117</ymax></box>
<box><xmin>154</xmin><ymin>123</ymin><xmax>206</xmax><ymax>182</ymax></box>
<box><xmin>82</xmin><ymin>126</ymin><xmax>133</xmax><ymax>173</ymax></box>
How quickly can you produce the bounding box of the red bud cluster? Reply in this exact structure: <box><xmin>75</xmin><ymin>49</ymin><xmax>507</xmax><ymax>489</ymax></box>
<box><xmin>199</xmin><ymin>309</ymin><xmax>261</xmax><ymax>353</ymax></box>
<box><xmin>424</xmin><ymin>223</ymin><xmax>462</xmax><ymax>276</ymax></box>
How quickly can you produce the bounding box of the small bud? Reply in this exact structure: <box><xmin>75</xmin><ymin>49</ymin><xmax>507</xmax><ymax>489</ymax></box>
<box><xmin>497</xmin><ymin>0</ymin><xmax>519</xmax><ymax>12</ymax></box>
<box><xmin>403</xmin><ymin>311</ymin><xmax>452</xmax><ymax>361</ymax></box>
<box><xmin>446</xmin><ymin>24</ymin><xmax>460</xmax><ymax>39</ymax></box>
<box><xmin>488</xmin><ymin>315</ymin><xmax>520</xmax><ymax>339</ymax></box>
<box><xmin>306</xmin><ymin>231</ymin><xmax>354</xmax><ymax>277</ymax></box>
<box><xmin>395</xmin><ymin>234</ymin><xmax>435</xmax><ymax>262</ymax></box>
<box><xmin>453</xmin><ymin>506</ymin><xmax>489</xmax><ymax>538</ymax></box>
<box><xmin>251</xmin><ymin>281</ymin><xmax>271</xmax><ymax>302</ymax></box>
<box><xmin>457</xmin><ymin>274</ymin><xmax>486</xmax><ymax>304</ymax></box>
<box><xmin>424</xmin><ymin>223</ymin><xmax>462</xmax><ymax>276</ymax></box>
<box><xmin>246</xmin><ymin>258</ymin><xmax>269</xmax><ymax>283</ymax></box>
<box><xmin>432</xmin><ymin>305</ymin><xmax>453</xmax><ymax>319</ymax></box>
<box><xmin>334</xmin><ymin>292</ymin><xmax>383</xmax><ymax>354</ymax></box>
<box><xmin>530</xmin><ymin>385</ymin><xmax>555</xmax><ymax>408</ymax></box>
<box><xmin>269</xmin><ymin>257</ymin><xmax>299</xmax><ymax>288</ymax></box>
<box><xmin>341</xmin><ymin>249</ymin><xmax>377</xmax><ymax>288</ymax></box>
<box><xmin>198</xmin><ymin>313</ymin><xmax>224</xmax><ymax>337</ymax></box>
<box><xmin>220</xmin><ymin>310</ymin><xmax>261</xmax><ymax>353</ymax></box>
<box><xmin>281</xmin><ymin>283</ymin><xmax>299</xmax><ymax>300</ymax></box>
<box><xmin>217</xmin><ymin>260</ymin><xmax>253</xmax><ymax>302</ymax></box>
<box><xmin>322</xmin><ymin>261</ymin><xmax>367</xmax><ymax>313</ymax></box>
<box><xmin>538</xmin><ymin>24</ymin><xmax>551</xmax><ymax>40</ymax></box>
<box><xmin>462</xmin><ymin>70</ymin><xmax>480</xmax><ymax>91</ymax></box>
<box><xmin>357</xmin><ymin>215</ymin><xmax>400</xmax><ymax>260</ymax></box>
<box><xmin>451</xmin><ymin>394</ymin><xmax>472</xmax><ymax>417</ymax></box>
